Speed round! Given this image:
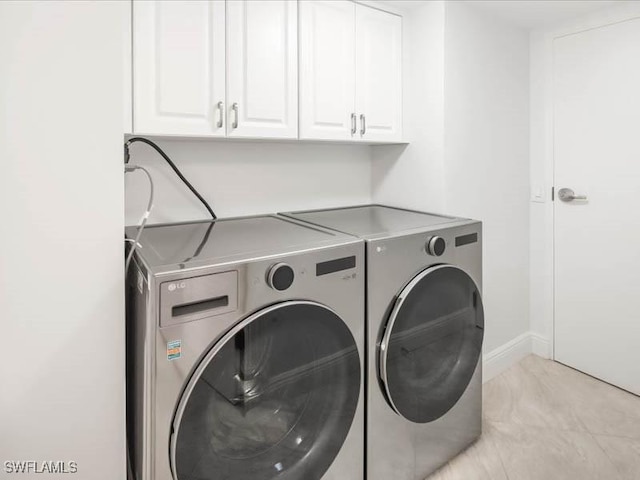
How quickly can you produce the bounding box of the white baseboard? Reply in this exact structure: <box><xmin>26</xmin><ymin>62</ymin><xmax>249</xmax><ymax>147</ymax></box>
<box><xmin>531</xmin><ymin>332</ymin><xmax>551</xmax><ymax>359</ymax></box>
<box><xmin>482</xmin><ymin>331</ymin><xmax>549</xmax><ymax>383</ymax></box>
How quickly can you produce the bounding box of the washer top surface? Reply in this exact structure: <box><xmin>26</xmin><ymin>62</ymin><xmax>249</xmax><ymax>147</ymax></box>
<box><xmin>126</xmin><ymin>215</ymin><xmax>358</xmax><ymax>273</ymax></box>
<box><xmin>283</xmin><ymin>205</ymin><xmax>469</xmax><ymax>240</ymax></box>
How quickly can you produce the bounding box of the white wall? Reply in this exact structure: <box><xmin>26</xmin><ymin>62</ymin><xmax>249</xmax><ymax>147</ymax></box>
<box><xmin>0</xmin><ymin>2</ymin><xmax>125</xmax><ymax>478</ymax></box>
<box><xmin>443</xmin><ymin>1</ymin><xmax>531</xmax><ymax>353</ymax></box>
<box><xmin>529</xmin><ymin>29</ymin><xmax>555</xmax><ymax>352</ymax></box>
<box><xmin>372</xmin><ymin>1</ymin><xmax>446</xmax><ymax>213</ymax></box>
<box><xmin>125</xmin><ymin>140</ymin><xmax>372</xmax><ymax>225</ymax></box>
<box><xmin>373</xmin><ymin>1</ymin><xmax>531</xmax><ymax>355</ymax></box>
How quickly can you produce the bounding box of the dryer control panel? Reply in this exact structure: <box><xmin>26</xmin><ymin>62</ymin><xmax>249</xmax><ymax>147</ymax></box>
<box><xmin>266</xmin><ymin>255</ymin><xmax>358</xmax><ymax>291</ymax></box>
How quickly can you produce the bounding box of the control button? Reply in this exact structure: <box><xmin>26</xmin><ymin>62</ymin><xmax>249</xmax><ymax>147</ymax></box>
<box><xmin>267</xmin><ymin>263</ymin><xmax>295</xmax><ymax>291</ymax></box>
<box><xmin>426</xmin><ymin>236</ymin><xmax>446</xmax><ymax>256</ymax></box>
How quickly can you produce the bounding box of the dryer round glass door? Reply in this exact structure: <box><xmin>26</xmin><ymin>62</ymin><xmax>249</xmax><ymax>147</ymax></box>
<box><xmin>170</xmin><ymin>301</ymin><xmax>361</xmax><ymax>480</ymax></box>
<box><xmin>379</xmin><ymin>265</ymin><xmax>484</xmax><ymax>424</ymax></box>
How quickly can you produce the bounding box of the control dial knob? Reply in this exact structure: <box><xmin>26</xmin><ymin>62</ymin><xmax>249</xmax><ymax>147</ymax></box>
<box><xmin>426</xmin><ymin>236</ymin><xmax>446</xmax><ymax>256</ymax></box>
<box><xmin>267</xmin><ymin>263</ymin><xmax>295</xmax><ymax>291</ymax></box>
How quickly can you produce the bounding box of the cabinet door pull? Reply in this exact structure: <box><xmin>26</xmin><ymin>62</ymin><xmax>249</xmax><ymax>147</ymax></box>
<box><xmin>351</xmin><ymin>113</ymin><xmax>357</xmax><ymax>136</ymax></box>
<box><xmin>216</xmin><ymin>101</ymin><xmax>224</xmax><ymax>129</ymax></box>
<box><xmin>231</xmin><ymin>103</ymin><xmax>239</xmax><ymax>129</ymax></box>
<box><xmin>360</xmin><ymin>114</ymin><xmax>366</xmax><ymax>136</ymax></box>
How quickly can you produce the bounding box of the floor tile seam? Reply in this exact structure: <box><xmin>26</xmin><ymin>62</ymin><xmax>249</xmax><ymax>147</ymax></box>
<box><xmin>586</xmin><ymin>429</ymin><xmax>626</xmax><ymax>479</ymax></box>
<box><xmin>485</xmin><ymin>418</ymin><xmax>592</xmax><ymax>436</ymax></box>
<box><xmin>488</xmin><ymin>419</ymin><xmax>623</xmax><ymax>480</ymax></box>
<box><xmin>588</xmin><ymin>432</ymin><xmax>640</xmax><ymax>442</ymax></box>
<box><xmin>559</xmin><ymin>403</ymin><xmax>591</xmax><ymax>433</ymax></box>
<box><xmin>577</xmin><ymin>427</ymin><xmax>640</xmax><ymax>442</ymax></box>
<box><xmin>482</xmin><ymin>420</ymin><xmax>513</xmax><ymax>480</ymax></box>
<box><xmin>502</xmin><ymin>362</ymin><xmax>594</xmax><ymax>430</ymax></box>
<box><xmin>519</xmin><ymin>361</ymin><xmax>591</xmax><ymax>417</ymax></box>
<box><xmin>572</xmin><ymin>411</ymin><xmax>640</xmax><ymax>441</ymax></box>
<box><xmin>483</xmin><ymin>372</ymin><xmax>519</xmax><ymax>423</ymax></box>
<box><xmin>524</xmin><ymin>361</ymin><xmax>640</xmax><ymax>440</ymax></box>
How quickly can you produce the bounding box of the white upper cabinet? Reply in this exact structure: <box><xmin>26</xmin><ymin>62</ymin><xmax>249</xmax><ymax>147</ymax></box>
<box><xmin>299</xmin><ymin>1</ymin><xmax>402</xmax><ymax>142</ymax></box>
<box><xmin>355</xmin><ymin>4</ymin><xmax>402</xmax><ymax>142</ymax></box>
<box><xmin>131</xmin><ymin>0</ymin><xmax>401</xmax><ymax>142</ymax></box>
<box><xmin>299</xmin><ymin>1</ymin><xmax>356</xmax><ymax>140</ymax></box>
<box><xmin>133</xmin><ymin>1</ymin><xmax>226</xmax><ymax>136</ymax></box>
<box><xmin>226</xmin><ymin>0</ymin><xmax>298</xmax><ymax>138</ymax></box>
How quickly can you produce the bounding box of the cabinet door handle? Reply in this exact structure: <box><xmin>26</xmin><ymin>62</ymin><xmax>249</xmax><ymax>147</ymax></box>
<box><xmin>231</xmin><ymin>102</ymin><xmax>239</xmax><ymax>129</ymax></box>
<box><xmin>360</xmin><ymin>114</ymin><xmax>366</xmax><ymax>136</ymax></box>
<box><xmin>216</xmin><ymin>101</ymin><xmax>224</xmax><ymax>128</ymax></box>
<box><xmin>351</xmin><ymin>113</ymin><xmax>356</xmax><ymax>136</ymax></box>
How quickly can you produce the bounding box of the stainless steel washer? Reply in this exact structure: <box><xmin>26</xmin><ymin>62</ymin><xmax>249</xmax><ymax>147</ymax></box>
<box><xmin>126</xmin><ymin>215</ymin><xmax>365</xmax><ymax>480</ymax></box>
<box><xmin>281</xmin><ymin>205</ymin><xmax>484</xmax><ymax>480</ymax></box>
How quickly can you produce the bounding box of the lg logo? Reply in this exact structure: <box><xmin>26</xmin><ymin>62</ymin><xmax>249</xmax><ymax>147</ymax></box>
<box><xmin>167</xmin><ymin>282</ymin><xmax>186</xmax><ymax>292</ymax></box>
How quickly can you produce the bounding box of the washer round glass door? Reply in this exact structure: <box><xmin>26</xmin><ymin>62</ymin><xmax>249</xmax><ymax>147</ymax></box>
<box><xmin>170</xmin><ymin>301</ymin><xmax>361</xmax><ymax>480</ymax></box>
<box><xmin>379</xmin><ymin>265</ymin><xmax>484</xmax><ymax>424</ymax></box>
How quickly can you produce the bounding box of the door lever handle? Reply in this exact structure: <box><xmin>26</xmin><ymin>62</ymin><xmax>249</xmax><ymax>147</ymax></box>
<box><xmin>558</xmin><ymin>187</ymin><xmax>587</xmax><ymax>202</ymax></box>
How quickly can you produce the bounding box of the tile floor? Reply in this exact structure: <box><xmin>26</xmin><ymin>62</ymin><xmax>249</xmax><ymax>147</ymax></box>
<box><xmin>428</xmin><ymin>355</ymin><xmax>640</xmax><ymax>480</ymax></box>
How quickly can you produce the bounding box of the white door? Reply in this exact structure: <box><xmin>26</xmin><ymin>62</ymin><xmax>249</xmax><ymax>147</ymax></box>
<box><xmin>355</xmin><ymin>4</ymin><xmax>402</xmax><ymax>142</ymax></box>
<box><xmin>554</xmin><ymin>18</ymin><xmax>640</xmax><ymax>394</ymax></box>
<box><xmin>133</xmin><ymin>1</ymin><xmax>226</xmax><ymax>136</ymax></box>
<box><xmin>226</xmin><ymin>0</ymin><xmax>298</xmax><ymax>139</ymax></box>
<box><xmin>299</xmin><ymin>1</ymin><xmax>356</xmax><ymax>141</ymax></box>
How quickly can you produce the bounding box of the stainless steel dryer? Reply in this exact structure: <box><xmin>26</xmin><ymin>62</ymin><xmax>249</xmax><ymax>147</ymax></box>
<box><xmin>281</xmin><ymin>205</ymin><xmax>484</xmax><ymax>480</ymax></box>
<box><xmin>126</xmin><ymin>215</ymin><xmax>365</xmax><ymax>480</ymax></box>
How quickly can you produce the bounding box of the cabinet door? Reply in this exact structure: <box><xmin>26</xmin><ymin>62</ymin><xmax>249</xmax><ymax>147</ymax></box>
<box><xmin>299</xmin><ymin>1</ymin><xmax>356</xmax><ymax>140</ymax></box>
<box><xmin>133</xmin><ymin>1</ymin><xmax>226</xmax><ymax>136</ymax></box>
<box><xmin>227</xmin><ymin>0</ymin><xmax>298</xmax><ymax>138</ymax></box>
<box><xmin>355</xmin><ymin>4</ymin><xmax>402</xmax><ymax>142</ymax></box>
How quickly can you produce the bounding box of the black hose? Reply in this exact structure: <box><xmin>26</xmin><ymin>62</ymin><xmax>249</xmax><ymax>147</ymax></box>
<box><xmin>125</xmin><ymin>137</ymin><xmax>216</xmax><ymax>220</ymax></box>
<box><xmin>181</xmin><ymin>221</ymin><xmax>215</xmax><ymax>264</ymax></box>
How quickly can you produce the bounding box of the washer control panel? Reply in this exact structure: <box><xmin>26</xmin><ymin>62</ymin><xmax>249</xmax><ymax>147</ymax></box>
<box><xmin>426</xmin><ymin>236</ymin><xmax>446</xmax><ymax>256</ymax></box>
<box><xmin>267</xmin><ymin>263</ymin><xmax>295</xmax><ymax>291</ymax></box>
<box><xmin>160</xmin><ymin>270</ymin><xmax>238</xmax><ymax>327</ymax></box>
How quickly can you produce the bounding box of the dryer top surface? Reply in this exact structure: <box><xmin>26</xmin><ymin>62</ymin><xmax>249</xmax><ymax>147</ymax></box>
<box><xmin>282</xmin><ymin>205</ymin><xmax>472</xmax><ymax>240</ymax></box>
<box><xmin>126</xmin><ymin>215</ymin><xmax>359</xmax><ymax>273</ymax></box>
